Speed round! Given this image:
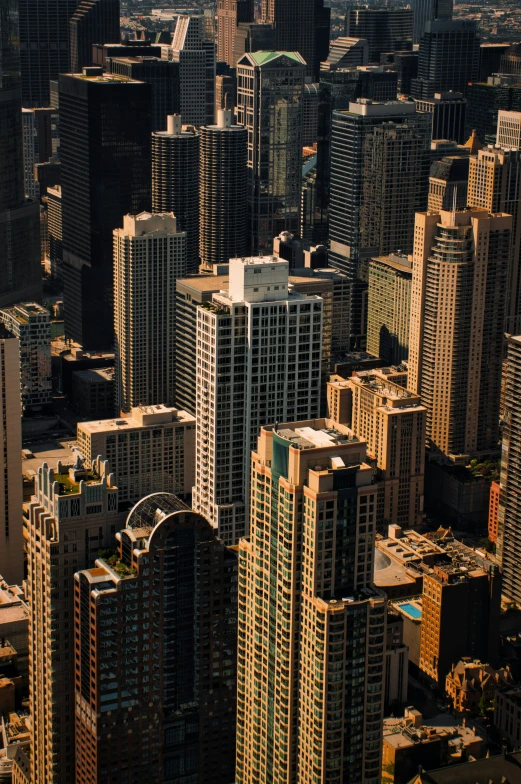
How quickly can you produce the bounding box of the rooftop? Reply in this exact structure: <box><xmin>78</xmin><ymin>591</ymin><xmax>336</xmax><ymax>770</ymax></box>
<box><xmin>275</xmin><ymin>422</ymin><xmax>360</xmax><ymax>450</ymax></box>
<box><xmin>73</xmin><ymin>367</ymin><xmax>114</xmax><ymax>384</ymax></box>
<box><xmin>78</xmin><ymin>405</ymin><xmax>194</xmax><ymax>434</ymax></box>
<box><xmin>246</xmin><ymin>51</ymin><xmax>305</xmax><ymax>66</ymax></box>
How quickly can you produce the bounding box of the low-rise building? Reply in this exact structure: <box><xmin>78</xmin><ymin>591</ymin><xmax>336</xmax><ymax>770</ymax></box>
<box><xmin>407</xmin><ymin>751</ymin><xmax>521</xmax><ymax>784</ymax></box>
<box><xmin>71</xmin><ymin>367</ymin><xmax>115</xmax><ymax>419</ymax></box>
<box><xmin>77</xmin><ymin>405</ymin><xmax>196</xmax><ymax>505</ymax></box>
<box><xmin>495</xmin><ymin>688</ymin><xmax>521</xmax><ymax>748</ymax></box>
<box><xmin>382</xmin><ymin>709</ymin><xmax>485</xmax><ymax>784</ymax></box>
<box><xmin>0</xmin><ymin>582</ymin><xmax>29</xmax><ymax>688</ymax></box>
<box><xmin>446</xmin><ymin>660</ymin><xmax>513</xmax><ymax>714</ymax></box>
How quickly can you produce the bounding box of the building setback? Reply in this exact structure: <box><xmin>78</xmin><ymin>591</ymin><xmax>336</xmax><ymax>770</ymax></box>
<box><xmin>236</xmin><ymin>420</ymin><xmax>386</xmax><ymax>784</ymax></box>
<box><xmin>74</xmin><ymin>494</ymin><xmax>237</xmax><ymax>784</ymax></box>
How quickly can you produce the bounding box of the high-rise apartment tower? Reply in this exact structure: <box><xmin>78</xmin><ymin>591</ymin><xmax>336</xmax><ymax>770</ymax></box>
<box><xmin>192</xmin><ymin>256</ymin><xmax>323</xmax><ymax>545</ymax></box>
<box><xmin>114</xmin><ymin>212</ymin><xmax>186</xmax><ymax>413</ymax></box>
<box><xmin>408</xmin><ymin>208</ymin><xmax>512</xmax><ymax>457</ymax></box>
<box><xmin>199</xmin><ymin>109</ymin><xmax>248</xmax><ymax>270</ymax></box>
<box><xmin>236</xmin><ymin>420</ymin><xmax>386</xmax><ymax>784</ymax></box>
<box><xmin>152</xmin><ymin>115</ymin><xmax>200</xmax><ymax>272</ymax></box>
<box><xmin>217</xmin><ymin>0</ymin><xmax>253</xmax><ymax>66</ymax></box>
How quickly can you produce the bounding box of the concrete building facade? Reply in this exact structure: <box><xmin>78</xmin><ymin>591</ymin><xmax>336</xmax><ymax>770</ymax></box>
<box><xmin>367</xmin><ymin>253</ymin><xmax>412</xmax><ymax>365</ymax></box>
<box><xmin>0</xmin><ymin>302</ymin><xmax>51</xmax><ymax>412</ymax></box>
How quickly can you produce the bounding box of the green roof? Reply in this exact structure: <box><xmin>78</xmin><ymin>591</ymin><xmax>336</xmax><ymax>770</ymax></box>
<box><xmin>247</xmin><ymin>51</ymin><xmax>304</xmax><ymax>66</ymax></box>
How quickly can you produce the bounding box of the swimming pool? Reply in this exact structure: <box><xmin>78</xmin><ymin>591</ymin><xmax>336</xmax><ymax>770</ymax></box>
<box><xmin>398</xmin><ymin>602</ymin><xmax>422</xmax><ymax>620</ymax></box>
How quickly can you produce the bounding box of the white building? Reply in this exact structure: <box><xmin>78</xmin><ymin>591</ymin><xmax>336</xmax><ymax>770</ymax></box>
<box><xmin>192</xmin><ymin>256</ymin><xmax>323</xmax><ymax>545</ymax></box>
<box><xmin>114</xmin><ymin>212</ymin><xmax>187</xmax><ymax>414</ymax></box>
<box><xmin>0</xmin><ymin>325</ymin><xmax>22</xmax><ymax>586</ymax></box>
<box><xmin>77</xmin><ymin>404</ymin><xmax>196</xmax><ymax>505</ymax></box>
<box><xmin>497</xmin><ymin>110</ymin><xmax>521</xmax><ymax>150</ymax></box>
<box><xmin>163</xmin><ymin>15</ymin><xmax>216</xmax><ymax>127</ymax></box>
<box><xmin>0</xmin><ymin>302</ymin><xmax>52</xmax><ymax>412</ymax></box>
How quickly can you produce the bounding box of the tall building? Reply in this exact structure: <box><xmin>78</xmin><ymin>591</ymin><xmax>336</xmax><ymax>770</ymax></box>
<box><xmin>217</xmin><ymin>0</ymin><xmax>253</xmax><ymax>67</ymax></box>
<box><xmin>415</xmin><ymin>91</ymin><xmax>466</xmax><ymax>143</ymax></box>
<box><xmin>59</xmin><ymin>69</ymin><xmax>151</xmax><ymax>349</ymax></box>
<box><xmin>498</xmin><ymin>336</ymin><xmax>521</xmax><ymax>608</ymax></box>
<box><xmin>69</xmin><ymin>0</ymin><xmax>120</xmax><ymax>73</ymax></box>
<box><xmin>367</xmin><ymin>252</ymin><xmax>412</xmax><ymax>364</ymax></box>
<box><xmin>260</xmin><ymin>0</ymin><xmax>329</xmax><ymax>80</ymax></box>
<box><xmin>0</xmin><ymin>302</ymin><xmax>51</xmax><ymax>411</ymax></box>
<box><xmin>327</xmin><ymin>370</ymin><xmax>426</xmax><ymax>529</ymax></box>
<box><xmin>322</xmin><ymin>36</ymin><xmax>369</xmax><ymax>70</ymax></box>
<box><xmin>428</xmin><ymin>155</ymin><xmax>469</xmax><ymax>212</ymax></box>
<box><xmin>465</xmin><ymin>76</ymin><xmax>521</xmax><ymax>146</ymax></box>
<box><xmin>467</xmin><ymin>146</ymin><xmax>521</xmax><ymax>334</ymax></box>
<box><xmin>497</xmin><ymin>110</ymin><xmax>521</xmax><ymax>149</ymax></box>
<box><xmin>411</xmin><ymin>0</ymin><xmax>453</xmax><ymax>44</ymax></box>
<box><xmin>408</xmin><ymin>208</ymin><xmax>512</xmax><ymax>458</ymax></box>
<box><xmin>236</xmin><ymin>420</ymin><xmax>386</xmax><ymax>784</ymax></box>
<box><xmin>46</xmin><ymin>184</ymin><xmax>63</xmax><ymax>278</ymax></box>
<box><xmin>0</xmin><ymin>0</ymin><xmax>41</xmax><ymax>307</ymax></box>
<box><xmin>192</xmin><ymin>256</ymin><xmax>323</xmax><ymax>545</ymax></box>
<box><xmin>74</xmin><ymin>494</ymin><xmax>237</xmax><ymax>784</ymax></box>
<box><xmin>419</xmin><ymin>559</ymin><xmax>501</xmax><ymax>689</ymax></box>
<box><xmin>411</xmin><ymin>20</ymin><xmax>480</xmax><ymax>100</ymax></box>
<box><xmin>26</xmin><ymin>457</ymin><xmax>124</xmax><ymax>783</ymax></box>
<box><xmin>114</xmin><ymin>212</ymin><xmax>186</xmax><ymax>414</ymax></box>
<box><xmin>21</xmin><ymin>107</ymin><xmax>57</xmax><ymax>200</ymax></box>
<box><xmin>167</xmin><ymin>15</ymin><xmax>216</xmax><ymax>127</ymax></box>
<box><xmin>344</xmin><ymin>8</ymin><xmax>413</xmax><ymax>63</ymax></box>
<box><xmin>328</xmin><ymin>101</ymin><xmax>431</xmax><ymax>342</ymax></box>
<box><xmin>18</xmin><ymin>0</ymin><xmax>78</xmax><ymax>106</ymax></box>
<box><xmin>152</xmin><ymin>115</ymin><xmax>199</xmax><ymax>273</ymax></box>
<box><xmin>237</xmin><ymin>51</ymin><xmax>306</xmax><ymax>254</ymax></box>
<box><xmin>0</xmin><ymin>325</ymin><xmax>22</xmax><ymax>587</ymax></box>
<box><xmin>107</xmin><ymin>56</ymin><xmax>180</xmax><ymax>132</ymax></box>
<box><xmin>199</xmin><ymin>109</ymin><xmax>248</xmax><ymax>270</ymax></box>
<box><xmin>77</xmin><ymin>404</ymin><xmax>195</xmax><ymax>504</ymax></box>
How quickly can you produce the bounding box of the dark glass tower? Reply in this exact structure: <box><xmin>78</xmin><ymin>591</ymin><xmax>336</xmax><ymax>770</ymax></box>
<box><xmin>74</xmin><ymin>494</ymin><xmax>237</xmax><ymax>784</ymax></box>
<box><xmin>59</xmin><ymin>69</ymin><xmax>151</xmax><ymax>349</ymax></box>
<box><xmin>411</xmin><ymin>19</ymin><xmax>480</xmax><ymax>99</ymax></box>
<box><xmin>261</xmin><ymin>0</ymin><xmax>329</xmax><ymax>80</ymax></box>
<box><xmin>107</xmin><ymin>56</ymin><xmax>180</xmax><ymax>132</ymax></box>
<box><xmin>0</xmin><ymin>0</ymin><xmax>41</xmax><ymax>305</ymax></box>
<box><xmin>344</xmin><ymin>7</ymin><xmax>413</xmax><ymax>63</ymax></box>
<box><xmin>69</xmin><ymin>0</ymin><xmax>121</xmax><ymax>73</ymax></box>
<box><xmin>412</xmin><ymin>0</ymin><xmax>453</xmax><ymax>44</ymax></box>
<box><xmin>18</xmin><ymin>0</ymin><xmax>79</xmax><ymax>106</ymax></box>
<box><xmin>152</xmin><ymin>115</ymin><xmax>200</xmax><ymax>273</ymax></box>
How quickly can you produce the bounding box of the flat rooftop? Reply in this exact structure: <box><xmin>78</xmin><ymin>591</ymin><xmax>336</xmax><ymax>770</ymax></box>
<box><xmin>78</xmin><ymin>405</ymin><xmax>195</xmax><ymax>434</ymax></box>
<box><xmin>73</xmin><ymin>367</ymin><xmax>114</xmax><ymax>384</ymax></box>
<box><xmin>276</xmin><ymin>422</ymin><xmax>360</xmax><ymax>450</ymax></box>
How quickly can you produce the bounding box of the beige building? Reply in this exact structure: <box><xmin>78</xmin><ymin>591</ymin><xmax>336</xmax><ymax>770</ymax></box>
<box><xmin>408</xmin><ymin>208</ymin><xmax>512</xmax><ymax>458</ymax></box>
<box><xmin>114</xmin><ymin>212</ymin><xmax>187</xmax><ymax>414</ymax></box>
<box><xmin>0</xmin><ymin>326</ymin><xmax>23</xmax><ymax>586</ymax></box>
<box><xmin>327</xmin><ymin>369</ymin><xmax>426</xmax><ymax>529</ymax></box>
<box><xmin>497</xmin><ymin>110</ymin><xmax>521</xmax><ymax>150</ymax></box>
<box><xmin>367</xmin><ymin>253</ymin><xmax>412</xmax><ymax>365</ymax></box>
<box><xmin>236</xmin><ymin>420</ymin><xmax>386</xmax><ymax>784</ymax></box>
<box><xmin>467</xmin><ymin>146</ymin><xmax>521</xmax><ymax>334</ymax></box>
<box><xmin>26</xmin><ymin>457</ymin><xmax>125</xmax><ymax>784</ymax></box>
<box><xmin>77</xmin><ymin>404</ymin><xmax>195</xmax><ymax>505</ymax></box>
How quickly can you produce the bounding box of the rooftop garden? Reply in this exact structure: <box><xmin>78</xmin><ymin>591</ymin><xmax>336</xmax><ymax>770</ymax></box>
<box><xmin>98</xmin><ymin>548</ymin><xmax>136</xmax><ymax>578</ymax></box>
<box><xmin>468</xmin><ymin>459</ymin><xmax>501</xmax><ymax>482</ymax></box>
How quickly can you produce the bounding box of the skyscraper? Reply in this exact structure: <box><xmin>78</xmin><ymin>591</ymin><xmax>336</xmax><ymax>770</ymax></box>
<box><xmin>26</xmin><ymin>457</ymin><xmax>123</xmax><ymax>783</ymax></box>
<box><xmin>237</xmin><ymin>51</ymin><xmax>305</xmax><ymax>254</ymax></box>
<box><xmin>411</xmin><ymin>0</ymin><xmax>453</xmax><ymax>45</ymax></box>
<box><xmin>328</xmin><ymin>101</ymin><xmax>431</xmax><ymax>344</ymax></box>
<box><xmin>152</xmin><ymin>115</ymin><xmax>199</xmax><ymax>272</ymax></box>
<box><xmin>428</xmin><ymin>155</ymin><xmax>469</xmax><ymax>212</ymax></box>
<box><xmin>366</xmin><ymin>252</ymin><xmax>413</xmax><ymax>364</ymax></box>
<box><xmin>114</xmin><ymin>212</ymin><xmax>187</xmax><ymax>414</ymax></box>
<box><xmin>497</xmin><ymin>335</ymin><xmax>521</xmax><ymax>608</ymax></box>
<box><xmin>236</xmin><ymin>419</ymin><xmax>386</xmax><ymax>784</ymax></box>
<box><xmin>199</xmin><ymin>109</ymin><xmax>248</xmax><ymax>271</ymax></box>
<box><xmin>261</xmin><ymin>0</ymin><xmax>329</xmax><ymax>80</ymax></box>
<box><xmin>18</xmin><ymin>0</ymin><xmax>79</xmax><ymax>106</ymax></box>
<box><xmin>411</xmin><ymin>20</ymin><xmax>480</xmax><ymax>100</ymax></box>
<box><xmin>414</xmin><ymin>91</ymin><xmax>467</xmax><ymax>143</ymax></box>
<box><xmin>344</xmin><ymin>8</ymin><xmax>413</xmax><ymax>63</ymax></box>
<box><xmin>465</xmin><ymin>76</ymin><xmax>521</xmax><ymax>146</ymax></box>
<box><xmin>69</xmin><ymin>0</ymin><xmax>120</xmax><ymax>73</ymax></box>
<box><xmin>59</xmin><ymin>69</ymin><xmax>151</xmax><ymax>349</ymax></box>
<box><xmin>217</xmin><ymin>0</ymin><xmax>253</xmax><ymax>67</ymax></box>
<box><xmin>167</xmin><ymin>15</ymin><xmax>216</xmax><ymax>127</ymax></box>
<box><xmin>497</xmin><ymin>109</ymin><xmax>521</xmax><ymax>149</ymax></box>
<box><xmin>192</xmin><ymin>256</ymin><xmax>323</xmax><ymax>545</ymax></box>
<box><xmin>107</xmin><ymin>56</ymin><xmax>180</xmax><ymax>132</ymax></box>
<box><xmin>0</xmin><ymin>0</ymin><xmax>41</xmax><ymax>307</ymax></box>
<box><xmin>74</xmin><ymin>494</ymin><xmax>237</xmax><ymax>784</ymax></box>
<box><xmin>0</xmin><ymin>325</ymin><xmax>22</xmax><ymax>587</ymax></box>
<box><xmin>408</xmin><ymin>207</ymin><xmax>512</xmax><ymax>458</ymax></box>
<box><xmin>468</xmin><ymin>146</ymin><xmax>521</xmax><ymax>334</ymax></box>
